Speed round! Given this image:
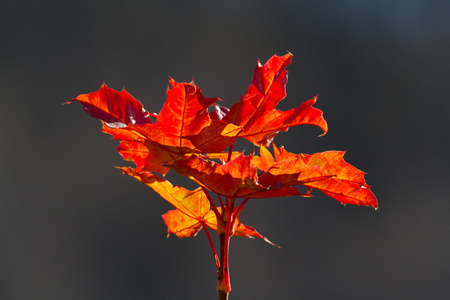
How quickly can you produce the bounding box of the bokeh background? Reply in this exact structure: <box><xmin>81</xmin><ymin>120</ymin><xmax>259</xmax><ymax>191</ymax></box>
<box><xmin>1</xmin><ymin>1</ymin><xmax>449</xmax><ymax>299</ymax></box>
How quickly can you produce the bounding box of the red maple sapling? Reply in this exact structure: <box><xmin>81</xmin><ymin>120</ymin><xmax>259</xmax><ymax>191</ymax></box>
<box><xmin>67</xmin><ymin>53</ymin><xmax>377</xmax><ymax>300</ymax></box>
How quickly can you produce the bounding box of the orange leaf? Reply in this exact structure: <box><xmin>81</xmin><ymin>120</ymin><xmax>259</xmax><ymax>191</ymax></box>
<box><xmin>252</xmin><ymin>145</ymin><xmax>274</xmax><ymax>172</ymax></box>
<box><xmin>267</xmin><ymin>145</ymin><xmax>378</xmax><ymax>208</ymax></box>
<box><xmin>119</xmin><ymin>167</ymin><xmax>211</xmax><ymax>238</ymax></box>
<box><xmin>170</xmin><ymin>153</ymin><xmax>301</xmax><ymax>199</ymax></box>
<box><xmin>161</xmin><ymin>209</ymin><xmax>205</xmax><ymax>238</ymax></box>
<box><xmin>170</xmin><ymin>154</ymin><xmax>262</xmax><ymax>198</ymax></box>
<box><xmin>185</xmin><ymin>120</ymin><xmax>241</xmax><ymax>153</ymax></box>
<box><xmin>223</xmin><ymin>53</ymin><xmax>328</xmax><ymax>147</ymax></box>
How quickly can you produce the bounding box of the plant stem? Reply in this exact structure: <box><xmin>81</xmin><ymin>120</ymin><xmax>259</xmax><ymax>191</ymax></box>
<box><xmin>230</xmin><ymin>198</ymin><xmax>249</xmax><ymax>231</ymax></box>
<box><xmin>217</xmin><ymin>198</ymin><xmax>234</xmax><ymax>299</ymax></box>
<box><xmin>226</xmin><ymin>144</ymin><xmax>234</xmax><ymax>163</ymax></box>
<box><xmin>202</xmin><ymin>187</ymin><xmax>225</xmax><ymax>233</ymax></box>
<box><xmin>217</xmin><ymin>193</ymin><xmax>225</xmax><ymax>212</ymax></box>
<box><xmin>218</xmin><ymin>288</ymin><xmax>229</xmax><ymax>300</ymax></box>
<box><xmin>203</xmin><ymin>224</ymin><xmax>220</xmax><ymax>272</ymax></box>
<box><xmin>235</xmin><ymin>198</ymin><xmax>249</xmax><ymax>216</ymax></box>
<box><xmin>217</xmin><ymin>145</ymin><xmax>236</xmax><ymax>299</ymax></box>
<box><xmin>217</xmin><ymin>232</ymin><xmax>231</xmax><ymax>299</ymax></box>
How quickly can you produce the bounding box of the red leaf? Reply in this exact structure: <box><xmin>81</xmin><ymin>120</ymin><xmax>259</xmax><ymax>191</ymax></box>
<box><xmin>157</xmin><ymin>78</ymin><xmax>219</xmax><ymax>138</ymax></box>
<box><xmin>147</xmin><ymin>79</ymin><xmax>240</xmax><ymax>153</ymax></box>
<box><xmin>170</xmin><ymin>153</ymin><xmax>301</xmax><ymax>199</ymax></box>
<box><xmin>224</xmin><ymin>53</ymin><xmax>328</xmax><ymax>147</ymax></box>
<box><xmin>266</xmin><ymin>145</ymin><xmax>378</xmax><ymax>208</ymax></box>
<box><xmin>67</xmin><ymin>83</ymin><xmax>155</xmax><ymax>127</ymax></box>
<box><xmin>185</xmin><ymin>121</ymin><xmax>241</xmax><ymax>153</ymax></box>
<box><xmin>170</xmin><ymin>154</ymin><xmax>262</xmax><ymax>198</ymax></box>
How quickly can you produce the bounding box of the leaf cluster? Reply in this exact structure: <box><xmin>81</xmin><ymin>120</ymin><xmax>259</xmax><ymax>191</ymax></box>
<box><xmin>68</xmin><ymin>53</ymin><xmax>377</xmax><ymax>245</ymax></box>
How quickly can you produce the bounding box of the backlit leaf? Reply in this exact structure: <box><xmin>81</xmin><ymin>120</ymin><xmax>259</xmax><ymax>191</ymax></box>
<box><xmin>266</xmin><ymin>145</ymin><xmax>378</xmax><ymax>208</ymax></box>
<box><xmin>67</xmin><ymin>83</ymin><xmax>155</xmax><ymax>127</ymax></box>
<box><xmin>170</xmin><ymin>154</ymin><xmax>262</xmax><ymax>198</ymax></box>
<box><xmin>119</xmin><ymin>167</ymin><xmax>211</xmax><ymax>237</ymax></box>
<box><xmin>223</xmin><ymin>53</ymin><xmax>328</xmax><ymax>147</ymax></box>
<box><xmin>170</xmin><ymin>153</ymin><xmax>300</xmax><ymax>199</ymax></box>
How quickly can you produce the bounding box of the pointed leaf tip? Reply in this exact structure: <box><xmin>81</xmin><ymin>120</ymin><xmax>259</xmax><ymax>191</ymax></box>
<box><xmin>224</xmin><ymin>53</ymin><xmax>327</xmax><ymax>146</ymax></box>
<box><xmin>69</xmin><ymin>84</ymin><xmax>154</xmax><ymax>127</ymax></box>
<box><xmin>267</xmin><ymin>146</ymin><xmax>377</xmax><ymax>208</ymax></box>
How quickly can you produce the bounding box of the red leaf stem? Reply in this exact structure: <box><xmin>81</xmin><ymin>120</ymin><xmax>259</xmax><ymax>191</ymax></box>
<box><xmin>216</xmin><ymin>193</ymin><xmax>225</xmax><ymax>213</ymax></box>
<box><xmin>201</xmin><ymin>186</ymin><xmax>225</xmax><ymax>233</ymax></box>
<box><xmin>231</xmin><ymin>198</ymin><xmax>249</xmax><ymax>231</ymax></box>
<box><xmin>203</xmin><ymin>224</ymin><xmax>220</xmax><ymax>272</ymax></box>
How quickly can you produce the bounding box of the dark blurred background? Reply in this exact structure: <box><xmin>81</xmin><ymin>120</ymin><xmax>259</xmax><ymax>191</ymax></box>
<box><xmin>1</xmin><ymin>1</ymin><xmax>449</xmax><ymax>299</ymax></box>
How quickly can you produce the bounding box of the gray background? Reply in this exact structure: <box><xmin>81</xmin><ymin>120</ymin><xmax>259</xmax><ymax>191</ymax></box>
<box><xmin>1</xmin><ymin>1</ymin><xmax>449</xmax><ymax>299</ymax></box>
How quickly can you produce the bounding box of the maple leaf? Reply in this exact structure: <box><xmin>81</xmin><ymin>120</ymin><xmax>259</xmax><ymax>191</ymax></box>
<box><xmin>66</xmin><ymin>83</ymin><xmax>155</xmax><ymax>127</ymax></box>
<box><xmin>155</xmin><ymin>78</ymin><xmax>219</xmax><ymax>140</ymax></box>
<box><xmin>170</xmin><ymin>153</ymin><xmax>260</xmax><ymax>197</ymax></box>
<box><xmin>119</xmin><ymin>167</ymin><xmax>211</xmax><ymax>238</ymax></box>
<box><xmin>170</xmin><ymin>153</ymin><xmax>300</xmax><ymax>198</ymax></box>
<box><xmin>258</xmin><ymin>145</ymin><xmax>378</xmax><ymax>208</ymax></box>
<box><xmin>135</xmin><ymin>78</ymin><xmax>240</xmax><ymax>153</ymax></box>
<box><xmin>223</xmin><ymin>53</ymin><xmax>328</xmax><ymax>147</ymax></box>
<box><xmin>149</xmin><ymin>79</ymin><xmax>241</xmax><ymax>154</ymax></box>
